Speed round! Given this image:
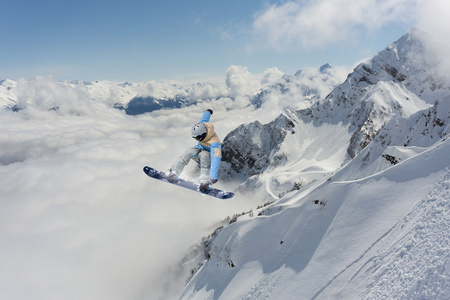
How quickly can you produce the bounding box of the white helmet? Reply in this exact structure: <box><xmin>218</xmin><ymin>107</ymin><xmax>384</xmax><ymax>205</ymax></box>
<box><xmin>191</xmin><ymin>122</ymin><xmax>207</xmax><ymax>140</ymax></box>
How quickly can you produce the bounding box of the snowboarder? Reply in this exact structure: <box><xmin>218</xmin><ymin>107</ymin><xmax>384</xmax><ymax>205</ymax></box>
<box><xmin>167</xmin><ymin>109</ymin><xmax>222</xmax><ymax>193</ymax></box>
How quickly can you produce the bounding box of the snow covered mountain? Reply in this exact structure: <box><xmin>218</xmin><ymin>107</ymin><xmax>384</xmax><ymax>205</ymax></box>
<box><xmin>181</xmin><ymin>140</ymin><xmax>450</xmax><ymax>300</ymax></box>
<box><xmin>220</xmin><ymin>27</ymin><xmax>449</xmax><ymax>199</ymax></box>
<box><xmin>180</xmin><ymin>28</ymin><xmax>450</xmax><ymax>299</ymax></box>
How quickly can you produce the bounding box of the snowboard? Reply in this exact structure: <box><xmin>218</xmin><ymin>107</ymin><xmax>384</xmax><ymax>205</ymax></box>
<box><xmin>143</xmin><ymin>166</ymin><xmax>234</xmax><ymax>199</ymax></box>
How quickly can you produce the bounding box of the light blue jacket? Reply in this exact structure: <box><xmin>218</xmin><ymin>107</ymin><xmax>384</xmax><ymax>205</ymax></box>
<box><xmin>194</xmin><ymin>110</ymin><xmax>222</xmax><ymax>180</ymax></box>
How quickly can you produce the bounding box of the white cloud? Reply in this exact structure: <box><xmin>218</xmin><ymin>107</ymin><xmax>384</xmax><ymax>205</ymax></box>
<box><xmin>225</xmin><ymin>65</ymin><xmax>262</xmax><ymax>96</ymax></box>
<box><xmin>0</xmin><ymin>87</ymin><xmax>284</xmax><ymax>299</ymax></box>
<box><xmin>417</xmin><ymin>0</ymin><xmax>450</xmax><ymax>47</ymax></box>
<box><xmin>137</xmin><ymin>80</ymin><xmax>188</xmax><ymax>99</ymax></box>
<box><xmin>251</xmin><ymin>0</ymin><xmax>419</xmax><ymax>50</ymax></box>
<box><xmin>261</xmin><ymin>67</ymin><xmax>285</xmax><ymax>85</ymax></box>
<box><xmin>259</xmin><ymin>64</ymin><xmax>350</xmax><ymax>111</ymax></box>
<box><xmin>15</xmin><ymin>76</ymin><xmax>95</xmax><ymax>116</ymax></box>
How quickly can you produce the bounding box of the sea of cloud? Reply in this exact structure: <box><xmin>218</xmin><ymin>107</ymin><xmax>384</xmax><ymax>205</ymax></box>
<box><xmin>0</xmin><ymin>73</ymin><xmax>295</xmax><ymax>300</ymax></box>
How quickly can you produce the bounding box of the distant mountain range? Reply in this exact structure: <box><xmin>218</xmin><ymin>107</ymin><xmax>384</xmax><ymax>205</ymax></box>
<box><xmin>0</xmin><ymin>65</ymin><xmax>343</xmax><ymax>115</ymax></box>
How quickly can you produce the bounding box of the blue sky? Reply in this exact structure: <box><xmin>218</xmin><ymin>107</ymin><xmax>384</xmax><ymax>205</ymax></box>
<box><xmin>1</xmin><ymin>0</ymin><xmax>447</xmax><ymax>82</ymax></box>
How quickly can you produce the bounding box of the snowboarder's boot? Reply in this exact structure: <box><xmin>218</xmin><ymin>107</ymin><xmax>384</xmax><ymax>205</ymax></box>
<box><xmin>167</xmin><ymin>171</ymin><xmax>178</xmax><ymax>183</ymax></box>
<box><xmin>199</xmin><ymin>182</ymin><xmax>209</xmax><ymax>193</ymax></box>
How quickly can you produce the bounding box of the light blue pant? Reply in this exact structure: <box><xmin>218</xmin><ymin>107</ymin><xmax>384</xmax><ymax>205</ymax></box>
<box><xmin>170</xmin><ymin>147</ymin><xmax>211</xmax><ymax>183</ymax></box>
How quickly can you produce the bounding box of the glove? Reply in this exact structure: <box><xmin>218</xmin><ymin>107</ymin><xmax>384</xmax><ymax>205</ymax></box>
<box><xmin>207</xmin><ymin>109</ymin><xmax>213</xmax><ymax>115</ymax></box>
<box><xmin>210</xmin><ymin>179</ymin><xmax>218</xmax><ymax>184</ymax></box>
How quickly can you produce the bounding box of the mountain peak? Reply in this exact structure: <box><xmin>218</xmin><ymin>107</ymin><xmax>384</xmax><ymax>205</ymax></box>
<box><xmin>405</xmin><ymin>26</ymin><xmax>427</xmax><ymax>41</ymax></box>
<box><xmin>319</xmin><ymin>63</ymin><xmax>333</xmax><ymax>73</ymax></box>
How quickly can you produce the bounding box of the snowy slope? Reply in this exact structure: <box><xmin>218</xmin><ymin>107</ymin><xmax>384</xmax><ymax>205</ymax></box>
<box><xmin>180</xmin><ymin>130</ymin><xmax>450</xmax><ymax>300</ymax></box>
<box><xmin>0</xmin><ymin>79</ymin><xmax>17</xmax><ymax>107</ymax></box>
<box><xmin>336</xmin><ymin>97</ymin><xmax>450</xmax><ymax>181</ymax></box>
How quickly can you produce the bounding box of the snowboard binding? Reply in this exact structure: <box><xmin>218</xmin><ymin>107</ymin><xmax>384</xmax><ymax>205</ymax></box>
<box><xmin>199</xmin><ymin>183</ymin><xmax>209</xmax><ymax>193</ymax></box>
